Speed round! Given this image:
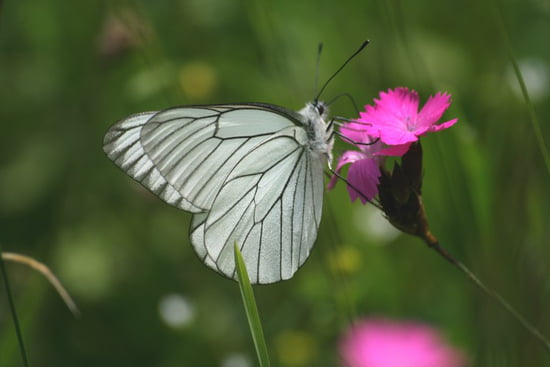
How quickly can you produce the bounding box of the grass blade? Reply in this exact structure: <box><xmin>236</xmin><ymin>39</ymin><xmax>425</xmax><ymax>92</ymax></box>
<box><xmin>233</xmin><ymin>243</ymin><xmax>271</xmax><ymax>367</ymax></box>
<box><xmin>491</xmin><ymin>0</ymin><xmax>550</xmax><ymax>175</ymax></box>
<box><xmin>0</xmin><ymin>246</ymin><xmax>30</xmax><ymax>367</ymax></box>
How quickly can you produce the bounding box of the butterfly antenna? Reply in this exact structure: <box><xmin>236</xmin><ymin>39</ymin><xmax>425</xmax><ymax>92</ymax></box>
<box><xmin>327</xmin><ymin>92</ymin><xmax>360</xmax><ymax>115</ymax></box>
<box><xmin>313</xmin><ymin>42</ymin><xmax>324</xmax><ymax>99</ymax></box>
<box><xmin>315</xmin><ymin>40</ymin><xmax>370</xmax><ymax>103</ymax></box>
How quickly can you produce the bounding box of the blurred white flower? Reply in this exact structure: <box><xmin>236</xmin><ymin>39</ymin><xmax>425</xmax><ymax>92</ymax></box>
<box><xmin>158</xmin><ymin>293</ymin><xmax>195</xmax><ymax>328</ymax></box>
<box><xmin>354</xmin><ymin>205</ymin><xmax>400</xmax><ymax>244</ymax></box>
<box><xmin>220</xmin><ymin>353</ymin><xmax>252</xmax><ymax>367</ymax></box>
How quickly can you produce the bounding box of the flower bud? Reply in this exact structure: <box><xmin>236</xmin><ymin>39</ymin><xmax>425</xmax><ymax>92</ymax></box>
<box><xmin>377</xmin><ymin>142</ymin><xmax>429</xmax><ymax>238</ymax></box>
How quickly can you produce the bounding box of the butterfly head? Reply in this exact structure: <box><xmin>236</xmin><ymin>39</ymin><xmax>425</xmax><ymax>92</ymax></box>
<box><xmin>299</xmin><ymin>101</ymin><xmax>329</xmax><ymax>123</ymax></box>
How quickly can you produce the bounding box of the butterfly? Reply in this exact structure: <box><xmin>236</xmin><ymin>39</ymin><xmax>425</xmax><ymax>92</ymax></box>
<box><xmin>103</xmin><ymin>42</ymin><xmax>368</xmax><ymax>284</ymax></box>
<box><xmin>103</xmin><ymin>102</ymin><xmax>332</xmax><ymax>284</ymax></box>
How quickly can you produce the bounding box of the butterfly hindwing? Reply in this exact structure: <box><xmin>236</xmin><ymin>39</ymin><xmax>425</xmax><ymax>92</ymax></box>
<box><xmin>195</xmin><ymin>127</ymin><xmax>324</xmax><ymax>284</ymax></box>
<box><xmin>189</xmin><ymin>212</ymin><xmax>218</xmax><ymax>270</ymax></box>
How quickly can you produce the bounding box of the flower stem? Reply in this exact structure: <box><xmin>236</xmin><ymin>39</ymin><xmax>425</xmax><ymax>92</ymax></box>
<box><xmin>422</xmin><ymin>232</ymin><xmax>550</xmax><ymax>353</ymax></box>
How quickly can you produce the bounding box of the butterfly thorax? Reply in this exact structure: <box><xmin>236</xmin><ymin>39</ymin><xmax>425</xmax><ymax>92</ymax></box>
<box><xmin>298</xmin><ymin>101</ymin><xmax>334</xmax><ymax>165</ymax></box>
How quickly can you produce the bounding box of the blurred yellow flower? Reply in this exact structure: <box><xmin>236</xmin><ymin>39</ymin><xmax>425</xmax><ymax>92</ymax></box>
<box><xmin>178</xmin><ymin>61</ymin><xmax>217</xmax><ymax>100</ymax></box>
<box><xmin>275</xmin><ymin>330</ymin><xmax>317</xmax><ymax>366</ymax></box>
<box><xmin>328</xmin><ymin>245</ymin><xmax>362</xmax><ymax>275</ymax></box>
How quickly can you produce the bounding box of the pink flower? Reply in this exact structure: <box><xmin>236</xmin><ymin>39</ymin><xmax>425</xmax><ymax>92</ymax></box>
<box><xmin>358</xmin><ymin>87</ymin><xmax>458</xmax><ymax>155</ymax></box>
<box><xmin>340</xmin><ymin>318</ymin><xmax>466</xmax><ymax>367</ymax></box>
<box><xmin>328</xmin><ymin>132</ymin><xmax>383</xmax><ymax>204</ymax></box>
<box><xmin>329</xmin><ymin>87</ymin><xmax>458</xmax><ymax>203</ymax></box>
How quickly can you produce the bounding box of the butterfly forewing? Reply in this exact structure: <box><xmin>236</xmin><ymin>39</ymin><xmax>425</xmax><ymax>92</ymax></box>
<box><xmin>136</xmin><ymin>106</ymin><xmax>297</xmax><ymax>212</ymax></box>
<box><xmin>103</xmin><ymin>112</ymin><xmax>203</xmax><ymax>212</ymax></box>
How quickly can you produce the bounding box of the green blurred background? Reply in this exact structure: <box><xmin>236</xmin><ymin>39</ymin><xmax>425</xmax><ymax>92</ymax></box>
<box><xmin>1</xmin><ymin>0</ymin><xmax>549</xmax><ymax>366</ymax></box>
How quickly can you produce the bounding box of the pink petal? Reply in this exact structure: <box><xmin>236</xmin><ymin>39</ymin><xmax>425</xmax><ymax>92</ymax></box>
<box><xmin>358</xmin><ymin>112</ymin><xmax>406</xmax><ymax>140</ymax></box>
<box><xmin>346</xmin><ymin>157</ymin><xmax>381</xmax><ymax>203</ymax></box>
<box><xmin>375</xmin><ymin>88</ymin><xmax>420</xmax><ymax>123</ymax></box>
<box><xmin>377</xmin><ymin>127</ymin><xmax>418</xmax><ymax>146</ymax></box>
<box><xmin>429</xmin><ymin>118</ymin><xmax>458</xmax><ymax>132</ymax></box>
<box><xmin>358</xmin><ymin>138</ymin><xmax>385</xmax><ymax>158</ymax></box>
<box><xmin>352</xmin><ymin>88</ymin><xmax>457</xmax><ymax>149</ymax></box>
<box><xmin>327</xmin><ymin>150</ymin><xmax>366</xmax><ymax>190</ymax></box>
<box><xmin>375</xmin><ymin>143</ymin><xmax>412</xmax><ymax>156</ymax></box>
<box><xmin>417</xmin><ymin>92</ymin><xmax>452</xmax><ymax>129</ymax></box>
<box><xmin>340</xmin><ymin>121</ymin><xmax>372</xmax><ymax>145</ymax></box>
<box><xmin>358</xmin><ymin>88</ymin><xmax>422</xmax><ymax>145</ymax></box>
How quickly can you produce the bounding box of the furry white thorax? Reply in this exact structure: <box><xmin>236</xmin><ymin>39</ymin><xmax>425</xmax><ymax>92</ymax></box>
<box><xmin>298</xmin><ymin>101</ymin><xmax>334</xmax><ymax>166</ymax></box>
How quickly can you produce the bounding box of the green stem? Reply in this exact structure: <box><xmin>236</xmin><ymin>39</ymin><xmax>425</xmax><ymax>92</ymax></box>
<box><xmin>423</xmin><ymin>233</ymin><xmax>550</xmax><ymax>353</ymax></box>
<box><xmin>0</xmin><ymin>247</ymin><xmax>30</xmax><ymax>367</ymax></box>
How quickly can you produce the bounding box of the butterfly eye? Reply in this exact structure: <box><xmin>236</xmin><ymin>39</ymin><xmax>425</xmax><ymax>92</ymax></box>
<box><xmin>314</xmin><ymin>102</ymin><xmax>325</xmax><ymax>116</ymax></box>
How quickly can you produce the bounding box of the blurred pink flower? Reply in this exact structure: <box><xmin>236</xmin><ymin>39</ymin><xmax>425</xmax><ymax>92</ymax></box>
<box><xmin>357</xmin><ymin>87</ymin><xmax>458</xmax><ymax>155</ymax></box>
<box><xmin>340</xmin><ymin>318</ymin><xmax>466</xmax><ymax>367</ymax></box>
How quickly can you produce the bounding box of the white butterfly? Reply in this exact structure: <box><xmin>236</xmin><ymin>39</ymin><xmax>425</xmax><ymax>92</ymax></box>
<box><xmin>103</xmin><ymin>101</ymin><xmax>334</xmax><ymax>284</ymax></box>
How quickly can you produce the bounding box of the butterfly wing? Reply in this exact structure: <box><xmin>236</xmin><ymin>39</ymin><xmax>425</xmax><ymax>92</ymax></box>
<box><xmin>104</xmin><ymin>104</ymin><xmax>325</xmax><ymax>284</ymax></box>
<box><xmin>103</xmin><ymin>111</ymin><xmax>204</xmax><ymax>212</ymax></box>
